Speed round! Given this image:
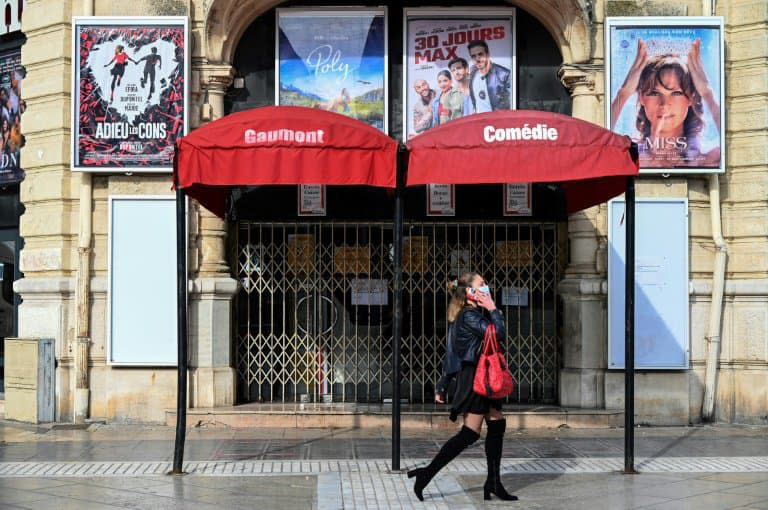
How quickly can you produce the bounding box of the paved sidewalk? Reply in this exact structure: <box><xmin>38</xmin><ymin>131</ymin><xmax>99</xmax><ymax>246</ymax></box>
<box><xmin>0</xmin><ymin>421</ymin><xmax>766</xmax><ymax>509</ymax></box>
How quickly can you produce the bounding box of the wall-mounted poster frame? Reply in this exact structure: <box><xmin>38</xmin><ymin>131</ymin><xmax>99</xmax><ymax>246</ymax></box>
<box><xmin>608</xmin><ymin>197</ymin><xmax>689</xmax><ymax>369</ymax></box>
<box><xmin>107</xmin><ymin>196</ymin><xmax>186</xmax><ymax>366</ymax></box>
<box><xmin>71</xmin><ymin>17</ymin><xmax>189</xmax><ymax>172</ymax></box>
<box><xmin>403</xmin><ymin>8</ymin><xmax>516</xmax><ymax>141</ymax></box>
<box><xmin>276</xmin><ymin>7</ymin><xmax>388</xmax><ymax>132</ymax></box>
<box><xmin>605</xmin><ymin>16</ymin><xmax>724</xmax><ymax>174</ymax></box>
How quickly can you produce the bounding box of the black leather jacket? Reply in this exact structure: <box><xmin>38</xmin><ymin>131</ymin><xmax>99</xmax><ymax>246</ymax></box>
<box><xmin>437</xmin><ymin>306</ymin><xmax>506</xmax><ymax>397</ymax></box>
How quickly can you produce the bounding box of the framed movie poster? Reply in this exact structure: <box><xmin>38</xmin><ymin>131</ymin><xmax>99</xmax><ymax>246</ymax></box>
<box><xmin>72</xmin><ymin>17</ymin><xmax>188</xmax><ymax>172</ymax></box>
<box><xmin>276</xmin><ymin>8</ymin><xmax>387</xmax><ymax>131</ymax></box>
<box><xmin>403</xmin><ymin>8</ymin><xmax>516</xmax><ymax>140</ymax></box>
<box><xmin>0</xmin><ymin>48</ymin><xmax>24</xmax><ymax>184</ymax></box>
<box><xmin>605</xmin><ymin>17</ymin><xmax>724</xmax><ymax>174</ymax></box>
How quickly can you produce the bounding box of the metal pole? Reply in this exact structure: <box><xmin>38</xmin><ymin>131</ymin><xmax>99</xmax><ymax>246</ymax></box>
<box><xmin>624</xmin><ymin>175</ymin><xmax>636</xmax><ymax>474</ymax></box>
<box><xmin>172</xmin><ymin>178</ymin><xmax>188</xmax><ymax>475</ymax></box>
<box><xmin>391</xmin><ymin>146</ymin><xmax>405</xmax><ymax>472</ymax></box>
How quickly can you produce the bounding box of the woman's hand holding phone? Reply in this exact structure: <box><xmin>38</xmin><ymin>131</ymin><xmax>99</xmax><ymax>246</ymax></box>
<box><xmin>475</xmin><ymin>291</ymin><xmax>496</xmax><ymax>312</ymax></box>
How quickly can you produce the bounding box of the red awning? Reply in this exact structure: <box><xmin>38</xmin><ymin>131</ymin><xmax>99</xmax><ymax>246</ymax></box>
<box><xmin>174</xmin><ymin>106</ymin><xmax>398</xmax><ymax>217</ymax></box>
<box><xmin>405</xmin><ymin>110</ymin><xmax>639</xmax><ymax>213</ymax></box>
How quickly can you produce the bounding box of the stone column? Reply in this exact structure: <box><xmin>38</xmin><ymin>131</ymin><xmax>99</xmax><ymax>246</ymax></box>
<box><xmin>557</xmin><ymin>66</ymin><xmax>607</xmax><ymax>408</ymax></box>
<box><xmin>17</xmin><ymin>1</ymin><xmax>78</xmax><ymax>421</ymax></box>
<box><xmin>188</xmin><ymin>65</ymin><xmax>239</xmax><ymax>408</ymax></box>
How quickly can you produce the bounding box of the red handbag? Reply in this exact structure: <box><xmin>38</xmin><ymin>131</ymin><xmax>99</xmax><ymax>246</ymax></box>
<box><xmin>473</xmin><ymin>324</ymin><xmax>514</xmax><ymax>399</ymax></box>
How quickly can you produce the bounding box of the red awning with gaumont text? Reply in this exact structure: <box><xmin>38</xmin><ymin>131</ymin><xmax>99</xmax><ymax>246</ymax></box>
<box><xmin>174</xmin><ymin>106</ymin><xmax>398</xmax><ymax>217</ymax></box>
<box><xmin>405</xmin><ymin>110</ymin><xmax>639</xmax><ymax>213</ymax></box>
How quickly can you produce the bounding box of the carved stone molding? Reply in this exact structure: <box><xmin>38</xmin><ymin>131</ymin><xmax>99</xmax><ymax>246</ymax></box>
<box><xmin>558</xmin><ymin>64</ymin><xmax>599</xmax><ymax>94</ymax></box>
<box><xmin>197</xmin><ymin>63</ymin><xmax>235</xmax><ymax>92</ymax></box>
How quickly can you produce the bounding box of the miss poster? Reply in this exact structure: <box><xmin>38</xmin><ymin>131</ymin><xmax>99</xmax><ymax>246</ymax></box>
<box><xmin>606</xmin><ymin>17</ymin><xmax>724</xmax><ymax>173</ymax></box>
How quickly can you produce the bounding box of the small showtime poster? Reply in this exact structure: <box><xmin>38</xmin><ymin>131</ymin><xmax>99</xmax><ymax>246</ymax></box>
<box><xmin>503</xmin><ymin>183</ymin><xmax>531</xmax><ymax>216</ymax></box>
<box><xmin>72</xmin><ymin>17</ymin><xmax>188</xmax><ymax>172</ymax></box>
<box><xmin>427</xmin><ymin>184</ymin><xmax>455</xmax><ymax>216</ymax></box>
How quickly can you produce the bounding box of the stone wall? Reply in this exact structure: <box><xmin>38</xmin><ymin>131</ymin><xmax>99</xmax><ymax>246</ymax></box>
<box><xmin>15</xmin><ymin>0</ymin><xmax>768</xmax><ymax>424</ymax></box>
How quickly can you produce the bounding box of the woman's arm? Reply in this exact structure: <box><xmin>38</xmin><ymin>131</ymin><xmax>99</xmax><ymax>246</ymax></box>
<box><xmin>610</xmin><ymin>38</ymin><xmax>648</xmax><ymax>130</ymax></box>
<box><xmin>688</xmin><ymin>38</ymin><xmax>720</xmax><ymax>133</ymax></box>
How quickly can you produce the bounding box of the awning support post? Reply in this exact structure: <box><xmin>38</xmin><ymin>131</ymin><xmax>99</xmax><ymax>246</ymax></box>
<box><xmin>624</xmin><ymin>174</ymin><xmax>636</xmax><ymax>474</ymax></box>
<box><xmin>391</xmin><ymin>145</ymin><xmax>406</xmax><ymax>472</ymax></box>
<box><xmin>172</xmin><ymin>168</ymin><xmax>188</xmax><ymax>475</ymax></box>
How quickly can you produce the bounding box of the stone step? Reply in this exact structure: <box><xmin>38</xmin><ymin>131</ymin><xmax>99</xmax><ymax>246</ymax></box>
<box><xmin>166</xmin><ymin>404</ymin><xmax>623</xmax><ymax>429</ymax></box>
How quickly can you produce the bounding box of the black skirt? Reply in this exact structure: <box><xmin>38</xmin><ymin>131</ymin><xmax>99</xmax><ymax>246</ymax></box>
<box><xmin>111</xmin><ymin>62</ymin><xmax>126</xmax><ymax>77</ymax></box>
<box><xmin>449</xmin><ymin>362</ymin><xmax>503</xmax><ymax>422</ymax></box>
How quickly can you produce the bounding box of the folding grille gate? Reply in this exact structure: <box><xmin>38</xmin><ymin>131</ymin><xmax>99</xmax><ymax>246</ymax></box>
<box><xmin>233</xmin><ymin>221</ymin><xmax>564</xmax><ymax>405</ymax></box>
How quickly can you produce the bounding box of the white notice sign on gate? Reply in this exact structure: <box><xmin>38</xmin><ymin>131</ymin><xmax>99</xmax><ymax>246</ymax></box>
<box><xmin>350</xmin><ymin>279</ymin><xmax>389</xmax><ymax>306</ymax></box>
<box><xmin>504</xmin><ymin>183</ymin><xmax>532</xmax><ymax>216</ymax></box>
<box><xmin>298</xmin><ymin>185</ymin><xmax>326</xmax><ymax>216</ymax></box>
<box><xmin>427</xmin><ymin>184</ymin><xmax>455</xmax><ymax>216</ymax></box>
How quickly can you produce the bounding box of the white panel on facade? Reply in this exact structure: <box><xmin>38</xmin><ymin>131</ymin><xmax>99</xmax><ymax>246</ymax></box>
<box><xmin>108</xmin><ymin>197</ymin><xmax>177</xmax><ymax>365</ymax></box>
<box><xmin>608</xmin><ymin>198</ymin><xmax>689</xmax><ymax>369</ymax></box>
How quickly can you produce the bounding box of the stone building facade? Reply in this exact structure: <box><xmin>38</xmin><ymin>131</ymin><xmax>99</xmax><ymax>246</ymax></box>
<box><xmin>16</xmin><ymin>0</ymin><xmax>768</xmax><ymax>424</ymax></box>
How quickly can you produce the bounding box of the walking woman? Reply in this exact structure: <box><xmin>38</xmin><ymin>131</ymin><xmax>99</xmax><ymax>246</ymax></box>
<box><xmin>408</xmin><ymin>272</ymin><xmax>517</xmax><ymax>502</ymax></box>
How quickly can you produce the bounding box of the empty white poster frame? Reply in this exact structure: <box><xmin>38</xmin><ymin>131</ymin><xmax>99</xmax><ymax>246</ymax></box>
<box><xmin>608</xmin><ymin>198</ymin><xmax>689</xmax><ymax>369</ymax></box>
<box><xmin>108</xmin><ymin>196</ymin><xmax>181</xmax><ymax>365</ymax></box>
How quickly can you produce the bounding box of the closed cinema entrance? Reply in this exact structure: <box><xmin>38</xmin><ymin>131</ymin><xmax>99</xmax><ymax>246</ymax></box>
<box><xmin>224</xmin><ymin>4</ymin><xmax>574</xmax><ymax>406</ymax></box>
<box><xmin>233</xmin><ymin>220</ymin><xmax>564</xmax><ymax>404</ymax></box>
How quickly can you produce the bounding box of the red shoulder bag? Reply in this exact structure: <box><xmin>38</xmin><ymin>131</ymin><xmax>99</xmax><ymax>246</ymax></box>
<box><xmin>473</xmin><ymin>324</ymin><xmax>514</xmax><ymax>399</ymax></box>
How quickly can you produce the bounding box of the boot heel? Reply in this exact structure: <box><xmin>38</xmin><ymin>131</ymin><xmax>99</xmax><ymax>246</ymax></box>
<box><xmin>407</xmin><ymin>468</ymin><xmax>421</xmax><ymax>479</ymax></box>
<box><xmin>483</xmin><ymin>488</ymin><xmax>492</xmax><ymax>500</ymax></box>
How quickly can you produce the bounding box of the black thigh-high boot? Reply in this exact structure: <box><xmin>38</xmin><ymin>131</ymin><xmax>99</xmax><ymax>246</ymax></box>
<box><xmin>407</xmin><ymin>425</ymin><xmax>479</xmax><ymax>501</ymax></box>
<box><xmin>484</xmin><ymin>419</ymin><xmax>518</xmax><ymax>501</ymax></box>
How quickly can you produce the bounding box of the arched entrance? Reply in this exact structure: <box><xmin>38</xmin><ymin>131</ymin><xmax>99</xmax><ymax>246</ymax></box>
<box><xmin>194</xmin><ymin>1</ymin><xmax>601</xmax><ymax>407</ymax></box>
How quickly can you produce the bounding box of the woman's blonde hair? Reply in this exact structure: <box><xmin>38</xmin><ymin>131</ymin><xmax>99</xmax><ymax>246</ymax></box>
<box><xmin>447</xmin><ymin>272</ymin><xmax>479</xmax><ymax>322</ymax></box>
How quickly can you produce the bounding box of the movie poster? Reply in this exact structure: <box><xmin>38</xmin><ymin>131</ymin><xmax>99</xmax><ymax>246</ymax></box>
<box><xmin>277</xmin><ymin>9</ymin><xmax>387</xmax><ymax>131</ymax></box>
<box><xmin>72</xmin><ymin>17</ymin><xmax>188</xmax><ymax>171</ymax></box>
<box><xmin>404</xmin><ymin>9</ymin><xmax>516</xmax><ymax>140</ymax></box>
<box><xmin>0</xmin><ymin>49</ymin><xmax>24</xmax><ymax>184</ymax></box>
<box><xmin>606</xmin><ymin>17</ymin><xmax>724</xmax><ymax>173</ymax></box>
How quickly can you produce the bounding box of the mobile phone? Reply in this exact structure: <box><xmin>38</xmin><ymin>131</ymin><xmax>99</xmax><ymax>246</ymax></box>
<box><xmin>466</xmin><ymin>288</ymin><xmax>481</xmax><ymax>302</ymax></box>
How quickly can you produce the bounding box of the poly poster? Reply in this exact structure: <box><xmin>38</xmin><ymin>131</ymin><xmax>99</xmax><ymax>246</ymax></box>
<box><xmin>277</xmin><ymin>9</ymin><xmax>386</xmax><ymax>131</ymax></box>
